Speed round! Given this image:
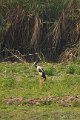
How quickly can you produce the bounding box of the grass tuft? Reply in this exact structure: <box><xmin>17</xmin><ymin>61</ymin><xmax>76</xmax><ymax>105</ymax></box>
<box><xmin>44</xmin><ymin>64</ymin><xmax>56</xmax><ymax>76</ymax></box>
<box><xmin>66</xmin><ymin>64</ymin><xmax>75</xmax><ymax>74</ymax></box>
<box><xmin>72</xmin><ymin>101</ymin><xmax>80</xmax><ymax>107</ymax></box>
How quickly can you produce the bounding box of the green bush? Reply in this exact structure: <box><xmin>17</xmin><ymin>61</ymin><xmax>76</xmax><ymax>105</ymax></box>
<box><xmin>44</xmin><ymin>64</ymin><xmax>56</xmax><ymax>76</ymax></box>
<box><xmin>75</xmin><ymin>66</ymin><xmax>80</xmax><ymax>75</ymax></box>
<box><xmin>66</xmin><ymin>65</ymin><xmax>75</xmax><ymax>74</ymax></box>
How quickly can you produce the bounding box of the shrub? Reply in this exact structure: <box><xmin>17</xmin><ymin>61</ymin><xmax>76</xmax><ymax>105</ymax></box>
<box><xmin>66</xmin><ymin>65</ymin><xmax>75</xmax><ymax>74</ymax></box>
<box><xmin>75</xmin><ymin>66</ymin><xmax>80</xmax><ymax>75</ymax></box>
<box><xmin>44</xmin><ymin>64</ymin><xmax>56</xmax><ymax>76</ymax></box>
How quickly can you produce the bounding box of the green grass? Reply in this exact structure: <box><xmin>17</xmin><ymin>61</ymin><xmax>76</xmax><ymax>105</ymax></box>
<box><xmin>0</xmin><ymin>62</ymin><xmax>80</xmax><ymax>120</ymax></box>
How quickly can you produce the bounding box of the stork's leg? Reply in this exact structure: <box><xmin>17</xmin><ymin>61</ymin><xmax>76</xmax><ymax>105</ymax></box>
<box><xmin>39</xmin><ymin>78</ymin><xmax>43</xmax><ymax>94</ymax></box>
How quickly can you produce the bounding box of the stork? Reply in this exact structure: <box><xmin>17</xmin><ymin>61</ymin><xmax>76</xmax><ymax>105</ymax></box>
<box><xmin>32</xmin><ymin>59</ymin><xmax>46</xmax><ymax>94</ymax></box>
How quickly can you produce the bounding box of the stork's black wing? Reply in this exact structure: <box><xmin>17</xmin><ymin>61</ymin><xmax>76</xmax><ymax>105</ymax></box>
<box><xmin>42</xmin><ymin>71</ymin><xmax>46</xmax><ymax>80</ymax></box>
<box><xmin>38</xmin><ymin>68</ymin><xmax>42</xmax><ymax>72</ymax></box>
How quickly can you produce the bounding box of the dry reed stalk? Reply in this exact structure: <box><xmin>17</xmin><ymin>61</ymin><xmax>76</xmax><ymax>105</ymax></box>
<box><xmin>30</xmin><ymin>16</ymin><xmax>42</xmax><ymax>47</ymax></box>
<box><xmin>50</xmin><ymin>0</ymin><xmax>74</xmax><ymax>55</ymax></box>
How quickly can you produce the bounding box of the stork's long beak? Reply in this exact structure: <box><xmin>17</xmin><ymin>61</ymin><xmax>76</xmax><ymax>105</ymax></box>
<box><xmin>32</xmin><ymin>59</ymin><xmax>40</xmax><ymax>67</ymax></box>
<box><xmin>32</xmin><ymin>62</ymin><xmax>37</xmax><ymax>67</ymax></box>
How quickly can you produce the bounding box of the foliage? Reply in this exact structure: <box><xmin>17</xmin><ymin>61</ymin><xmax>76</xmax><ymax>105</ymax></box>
<box><xmin>0</xmin><ymin>0</ymin><xmax>80</xmax><ymax>62</ymax></box>
<box><xmin>66</xmin><ymin>64</ymin><xmax>75</xmax><ymax>74</ymax></box>
<box><xmin>0</xmin><ymin>0</ymin><xmax>68</xmax><ymax>17</ymax></box>
<box><xmin>44</xmin><ymin>63</ymin><xmax>57</xmax><ymax>76</ymax></box>
<box><xmin>66</xmin><ymin>63</ymin><xmax>80</xmax><ymax>75</ymax></box>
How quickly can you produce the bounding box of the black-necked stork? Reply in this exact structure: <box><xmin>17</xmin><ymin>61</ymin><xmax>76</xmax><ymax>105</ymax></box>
<box><xmin>32</xmin><ymin>60</ymin><xmax>46</xmax><ymax>93</ymax></box>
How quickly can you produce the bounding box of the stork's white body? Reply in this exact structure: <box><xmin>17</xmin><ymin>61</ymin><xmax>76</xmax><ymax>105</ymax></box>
<box><xmin>37</xmin><ymin>66</ymin><xmax>42</xmax><ymax>71</ymax></box>
<box><xmin>37</xmin><ymin>66</ymin><xmax>43</xmax><ymax>75</ymax></box>
<box><xmin>36</xmin><ymin>65</ymin><xmax>46</xmax><ymax>80</ymax></box>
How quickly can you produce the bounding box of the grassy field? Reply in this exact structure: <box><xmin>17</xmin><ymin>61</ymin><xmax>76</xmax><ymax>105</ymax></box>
<box><xmin>0</xmin><ymin>62</ymin><xmax>80</xmax><ymax>120</ymax></box>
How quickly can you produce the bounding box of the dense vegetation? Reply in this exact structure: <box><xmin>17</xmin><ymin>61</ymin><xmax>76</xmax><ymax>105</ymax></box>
<box><xmin>0</xmin><ymin>0</ymin><xmax>80</xmax><ymax>61</ymax></box>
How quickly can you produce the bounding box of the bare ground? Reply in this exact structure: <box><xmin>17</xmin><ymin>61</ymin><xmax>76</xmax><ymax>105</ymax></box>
<box><xmin>2</xmin><ymin>95</ymin><xmax>80</xmax><ymax>107</ymax></box>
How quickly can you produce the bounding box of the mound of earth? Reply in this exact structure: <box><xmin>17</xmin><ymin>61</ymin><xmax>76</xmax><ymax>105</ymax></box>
<box><xmin>2</xmin><ymin>96</ymin><xmax>80</xmax><ymax>107</ymax></box>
